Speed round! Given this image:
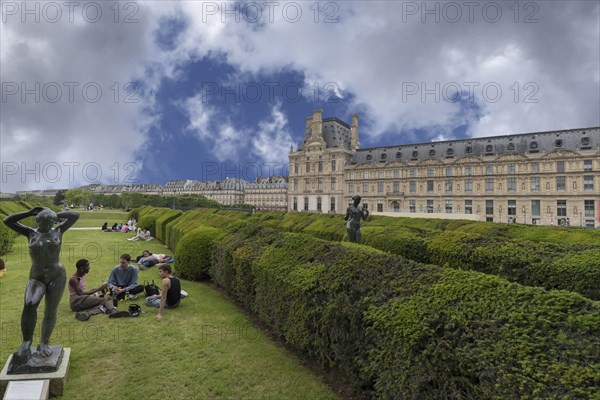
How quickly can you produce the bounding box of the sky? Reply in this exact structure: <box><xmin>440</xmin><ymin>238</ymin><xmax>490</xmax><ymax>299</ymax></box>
<box><xmin>1</xmin><ymin>0</ymin><xmax>599</xmax><ymax>193</ymax></box>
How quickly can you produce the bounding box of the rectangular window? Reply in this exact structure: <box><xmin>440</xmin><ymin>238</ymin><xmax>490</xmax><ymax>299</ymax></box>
<box><xmin>293</xmin><ymin>179</ymin><xmax>298</xmax><ymax>191</ymax></box>
<box><xmin>531</xmin><ymin>163</ymin><xmax>539</xmax><ymax>173</ymax></box>
<box><xmin>486</xmin><ymin>179</ymin><xmax>494</xmax><ymax>192</ymax></box>
<box><xmin>349</xmin><ymin>182</ymin><xmax>354</xmax><ymax>193</ymax></box>
<box><xmin>293</xmin><ymin>198</ymin><xmax>298</xmax><ymax>211</ymax></box>
<box><xmin>531</xmin><ymin>200</ymin><xmax>540</xmax><ymax>217</ymax></box>
<box><xmin>306</xmin><ymin>162</ymin><xmax>310</xmax><ymax>173</ymax></box>
<box><xmin>445</xmin><ymin>167</ymin><xmax>452</xmax><ymax>177</ymax></box>
<box><xmin>486</xmin><ymin>200</ymin><xmax>494</xmax><ymax>215</ymax></box>
<box><xmin>330</xmin><ymin>197</ymin><xmax>335</xmax><ymax>212</ymax></box>
<box><xmin>508</xmin><ymin>200</ymin><xmax>516</xmax><ymax>216</ymax></box>
<box><xmin>305</xmin><ymin>178</ymin><xmax>310</xmax><ymax>190</ymax></box>
<box><xmin>445</xmin><ymin>180</ymin><xmax>453</xmax><ymax>193</ymax></box>
<box><xmin>304</xmin><ymin>197</ymin><xmax>309</xmax><ymax>211</ymax></box>
<box><xmin>349</xmin><ymin>172</ymin><xmax>354</xmax><ymax>180</ymax></box>
<box><xmin>557</xmin><ymin>161</ymin><xmax>565</xmax><ymax>173</ymax></box>
<box><xmin>378</xmin><ymin>170</ymin><xmax>384</xmax><ymax>179</ymax></box>
<box><xmin>427</xmin><ymin>180</ymin><xmax>434</xmax><ymax>193</ymax></box>
<box><xmin>377</xmin><ymin>200</ymin><xmax>383</xmax><ymax>212</ymax></box>
<box><xmin>465</xmin><ymin>165</ymin><xmax>472</xmax><ymax>176</ymax></box>
<box><xmin>445</xmin><ymin>199</ymin><xmax>453</xmax><ymax>213</ymax></box>
<box><xmin>294</xmin><ymin>163</ymin><xmax>298</xmax><ymax>174</ymax></box>
<box><xmin>410</xmin><ymin>180</ymin><xmax>416</xmax><ymax>193</ymax></box>
<box><xmin>318</xmin><ymin>178</ymin><xmax>323</xmax><ymax>191</ymax></box>
<box><xmin>317</xmin><ymin>197</ymin><xmax>322</xmax><ymax>211</ymax></box>
<box><xmin>556</xmin><ymin>176</ymin><xmax>566</xmax><ymax>192</ymax></box>
<box><xmin>363</xmin><ymin>182</ymin><xmax>369</xmax><ymax>193</ymax></box>
<box><xmin>584</xmin><ymin>176</ymin><xmax>594</xmax><ymax>192</ymax></box>
<box><xmin>531</xmin><ymin>176</ymin><xmax>540</xmax><ymax>192</ymax></box>
<box><xmin>557</xmin><ymin>200</ymin><xmax>567</xmax><ymax>217</ymax></box>
<box><xmin>410</xmin><ymin>168</ymin><xmax>416</xmax><ymax>177</ymax></box>
<box><xmin>427</xmin><ymin>167</ymin><xmax>434</xmax><ymax>177</ymax></box>
<box><xmin>507</xmin><ymin>177</ymin><xmax>516</xmax><ymax>192</ymax></box>
<box><xmin>584</xmin><ymin>200</ymin><xmax>595</xmax><ymax>217</ymax></box>
<box><xmin>393</xmin><ymin>169</ymin><xmax>400</xmax><ymax>179</ymax></box>
<box><xmin>378</xmin><ymin>181</ymin><xmax>383</xmax><ymax>193</ymax></box>
<box><xmin>465</xmin><ymin>200</ymin><xmax>472</xmax><ymax>214</ymax></box>
<box><xmin>318</xmin><ymin>161</ymin><xmax>323</xmax><ymax>172</ymax></box>
<box><xmin>507</xmin><ymin>163</ymin><xmax>515</xmax><ymax>174</ymax></box>
<box><xmin>363</xmin><ymin>171</ymin><xmax>369</xmax><ymax>179</ymax></box>
<box><xmin>584</xmin><ymin>160</ymin><xmax>592</xmax><ymax>172</ymax></box>
<box><xmin>393</xmin><ymin>181</ymin><xmax>399</xmax><ymax>193</ymax></box>
<box><xmin>331</xmin><ymin>160</ymin><xmax>336</xmax><ymax>171</ymax></box>
<box><xmin>464</xmin><ymin>179</ymin><xmax>473</xmax><ymax>193</ymax></box>
<box><xmin>409</xmin><ymin>200</ymin><xmax>416</xmax><ymax>213</ymax></box>
<box><xmin>486</xmin><ymin>165</ymin><xmax>493</xmax><ymax>175</ymax></box>
<box><xmin>427</xmin><ymin>200</ymin><xmax>434</xmax><ymax>213</ymax></box>
<box><xmin>331</xmin><ymin>177</ymin><xmax>336</xmax><ymax>191</ymax></box>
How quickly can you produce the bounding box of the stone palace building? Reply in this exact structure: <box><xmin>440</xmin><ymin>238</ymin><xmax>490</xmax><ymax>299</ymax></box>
<box><xmin>289</xmin><ymin>110</ymin><xmax>599</xmax><ymax>227</ymax></box>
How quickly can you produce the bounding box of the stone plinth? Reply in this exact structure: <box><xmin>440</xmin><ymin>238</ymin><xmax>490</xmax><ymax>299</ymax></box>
<box><xmin>0</xmin><ymin>348</ymin><xmax>70</xmax><ymax>397</ymax></box>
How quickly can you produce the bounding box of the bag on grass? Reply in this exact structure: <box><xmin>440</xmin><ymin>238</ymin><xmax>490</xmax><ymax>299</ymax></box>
<box><xmin>144</xmin><ymin>280</ymin><xmax>160</xmax><ymax>297</ymax></box>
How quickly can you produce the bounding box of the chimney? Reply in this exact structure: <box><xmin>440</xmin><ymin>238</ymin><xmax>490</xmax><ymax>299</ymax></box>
<box><xmin>311</xmin><ymin>109</ymin><xmax>323</xmax><ymax>138</ymax></box>
<box><xmin>351</xmin><ymin>113</ymin><xmax>360</xmax><ymax>150</ymax></box>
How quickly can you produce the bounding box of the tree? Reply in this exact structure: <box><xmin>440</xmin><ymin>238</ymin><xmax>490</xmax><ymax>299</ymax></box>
<box><xmin>53</xmin><ymin>190</ymin><xmax>66</xmax><ymax>206</ymax></box>
<box><xmin>65</xmin><ymin>188</ymin><xmax>93</xmax><ymax>208</ymax></box>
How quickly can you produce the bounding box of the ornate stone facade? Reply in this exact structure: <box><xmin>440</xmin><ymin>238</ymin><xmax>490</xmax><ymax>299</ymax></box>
<box><xmin>290</xmin><ymin>110</ymin><xmax>600</xmax><ymax>227</ymax></box>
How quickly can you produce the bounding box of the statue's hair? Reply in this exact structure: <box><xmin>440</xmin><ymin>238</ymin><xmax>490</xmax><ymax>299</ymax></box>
<box><xmin>36</xmin><ymin>208</ymin><xmax>57</xmax><ymax>222</ymax></box>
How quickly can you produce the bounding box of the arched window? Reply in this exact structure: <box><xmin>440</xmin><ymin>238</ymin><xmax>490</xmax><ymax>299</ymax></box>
<box><xmin>330</xmin><ymin>197</ymin><xmax>335</xmax><ymax>212</ymax></box>
<box><xmin>304</xmin><ymin>197</ymin><xmax>309</xmax><ymax>211</ymax></box>
<box><xmin>317</xmin><ymin>197</ymin><xmax>322</xmax><ymax>212</ymax></box>
<box><xmin>293</xmin><ymin>197</ymin><xmax>298</xmax><ymax>211</ymax></box>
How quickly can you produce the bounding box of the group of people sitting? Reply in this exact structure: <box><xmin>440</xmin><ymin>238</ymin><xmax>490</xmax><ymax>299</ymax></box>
<box><xmin>102</xmin><ymin>218</ymin><xmax>137</xmax><ymax>233</ymax></box>
<box><xmin>127</xmin><ymin>227</ymin><xmax>153</xmax><ymax>241</ymax></box>
<box><xmin>69</xmin><ymin>253</ymin><xmax>182</xmax><ymax>321</ymax></box>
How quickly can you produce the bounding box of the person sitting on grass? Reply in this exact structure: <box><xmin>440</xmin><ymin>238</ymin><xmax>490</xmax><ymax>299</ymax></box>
<box><xmin>120</xmin><ymin>222</ymin><xmax>129</xmax><ymax>233</ymax></box>
<box><xmin>107</xmin><ymin>254</ymin><xmax>144</xmax><ymax>306</ymax></box>
<box><xmin>101</xmin><ymin>222</ymin><xmax>108</xmax><ymax>231</ymax></box>
<box><xmin>146</xmin><ymin>264</ymin><xmax>181</xmax><ymax>320</ymax></box>
<box><xmin>127</xmin><ymin>227</ymin><xmax>152</xmax><ymax>241</ymax></box>
<box><xmin>69</xmin><ymin>259</ymin><xmax>129</xmax><ymax>321</ymax></box>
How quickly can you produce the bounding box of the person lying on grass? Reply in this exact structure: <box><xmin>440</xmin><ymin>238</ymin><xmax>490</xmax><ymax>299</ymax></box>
<box><xmin>146</xmin><ymin>264</ymin><xmax>181</xmax><ymax>320</ymax></box>
<box><xmin>138</xmin><ymin>250</ymin><xmax>172</xmax><ymax>270</ymax></box>
<box><xmin>69</xmin><ymin>259</ymin><xmax>129</xmax><ymax>321</ymax></box>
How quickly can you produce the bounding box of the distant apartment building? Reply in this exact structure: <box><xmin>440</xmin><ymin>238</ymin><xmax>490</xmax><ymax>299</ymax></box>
<box><xmin>245</xmin><ymin>176</ymin><xmax>289</xmax><ymax>211</ymax></box>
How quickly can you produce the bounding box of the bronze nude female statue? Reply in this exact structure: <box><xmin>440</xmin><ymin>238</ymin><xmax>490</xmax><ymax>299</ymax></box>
<box><xmin>3</xmin><ymin>207</ymin><xmax>79</xmax><ymax>373</ymax></box>
<box><xmin>344</xmin><ymin>195</ymin><xmax>369</xmax><ymax>243</ymax></box>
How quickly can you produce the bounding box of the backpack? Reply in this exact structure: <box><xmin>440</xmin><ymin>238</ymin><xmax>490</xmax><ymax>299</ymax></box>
<box><xmin>144</xmin><ymin>280</ymin><xmax>160</xmax><ymax>297</ymax></box>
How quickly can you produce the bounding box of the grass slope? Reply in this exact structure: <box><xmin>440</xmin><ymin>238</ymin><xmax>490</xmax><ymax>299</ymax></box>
<box><xmin>0</xmin><ymin>211</ymin><xmax>337</xmax><ymax>400</ymax></box>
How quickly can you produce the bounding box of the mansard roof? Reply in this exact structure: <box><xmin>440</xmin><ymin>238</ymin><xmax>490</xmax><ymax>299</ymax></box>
<box><xmin>350</xmin><ymin>127</ymin><xmax>598</xmax><ymax>165</ymax></box>
<box><xmin>298</xmin><ymin>117</ymin><xmax>352</xmax><ymax>151</ymax></box>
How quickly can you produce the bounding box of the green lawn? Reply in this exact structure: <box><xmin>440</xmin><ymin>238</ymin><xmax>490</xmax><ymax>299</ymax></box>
<box><xmin>0</xmin><ymin>211</ymin><xmax>338</xmax><ymax>400</ymax></box>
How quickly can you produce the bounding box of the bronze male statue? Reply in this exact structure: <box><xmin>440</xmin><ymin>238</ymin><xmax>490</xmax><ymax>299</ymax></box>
<box><xmin>344</xmin><ymin>195</ymin><xmax>369</xmax><ymax>243</ymax></box>
<box><xmin>3</xmin><ymin>207</ymin><xmax>79</xmax><ymax>373</ymax></box>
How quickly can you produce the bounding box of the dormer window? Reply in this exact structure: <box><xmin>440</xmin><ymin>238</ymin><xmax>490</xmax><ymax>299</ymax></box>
<box><xmin>466</xmin><ymin>146</ymin><xmax>473</xmax><ymax>154</ymax></box>
<box><xmin>446</xmin><ymin>148</ymin><xmax>454</xmax><ymax>156</ymax></box>
<box><xmin>396</xmin><ymin>152</ymin><xmax>402</xmax><ymax>159</ymax></box>
<box><xmin>412</xmin><ymin>150</ymin><xmax>418</xmax><ymax>158</ymax></box>
<box><xmin>581</xmin><ymin>137</ymin><xmax>591</xmax><ymax>147</ymax></box>
<box><xmin>555</xmin><ymin>139</ymin><xmax>563</xmax><ymax>147</ymax></box>
<box><xmin>486</xmin><ymin>145</ymin><xmax>493</xmax><ymax>153</ymax></box>
<box><xmin>366</xmin><ymin>155</ymin><xmax>373</xmax><ymax>161</ymax></box>
<box><xmin>381</xmin><ymin>153</ymin><xmax>387</xmax><ymax>160</ymax></box>
<box><xmin>429</xmin><ymin>149</ymin><xmax>436</xmax><ymax>157</ymax></box>
<box><xmin>507</xmin><ymin>143</ymin><xmax>515</xmax><ymax>151</ymax></box>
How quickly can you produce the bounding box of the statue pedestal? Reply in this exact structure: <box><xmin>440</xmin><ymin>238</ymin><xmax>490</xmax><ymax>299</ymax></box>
<box><xmin>0</xmin><ymin>348</ymin><xmax>71</xmax><ymax>397</ymax></box>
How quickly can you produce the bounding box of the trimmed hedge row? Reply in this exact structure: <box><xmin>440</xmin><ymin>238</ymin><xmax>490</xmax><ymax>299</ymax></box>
<box><xmin>154</xmin><ymin>209</ymin><xmax>182</xmax><ymax>243</ymax></box>
<box><xmin>158</xmin><ymin>208</ymin><xmax>600</xmax><ymax>300</ymax></box>
<box><xmin>172</xmin><ymin>219</ymin><xmax>600</xmax><ymax>399</ymax></box>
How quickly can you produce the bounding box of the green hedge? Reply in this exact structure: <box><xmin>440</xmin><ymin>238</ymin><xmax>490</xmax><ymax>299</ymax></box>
<box><xmin>136</xmin><ymin>208</ymin><xmax>174</xmax><ymax>237</ymax></box>
<box><xmin>143</xmin><ymin>206</ymin><xmax>600</xmax><ymax>398</ymax></box>
<box><xmin>155</xmin><ymin>209</ymin><xmax>182</xmax><ymax>243</ymax></box>
<box><xmin>174</xmin><ymin>226</ymin><xmax>225</xmax><ymax>280</ymax></box>
<box><xmin>208</xmin><ymin>227</ymin><xmax>600</xmax><ymax>399</ymax></box>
